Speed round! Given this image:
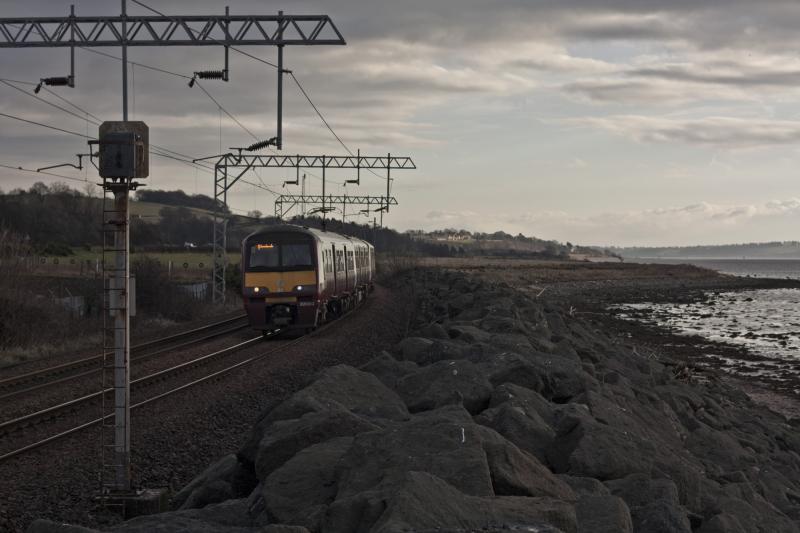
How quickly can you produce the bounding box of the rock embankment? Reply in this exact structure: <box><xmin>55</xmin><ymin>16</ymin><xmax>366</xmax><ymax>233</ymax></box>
<box><xmin>31</xmin><ymin>270</ymin><xmax>800</xmax><ymax>532</ymax></box>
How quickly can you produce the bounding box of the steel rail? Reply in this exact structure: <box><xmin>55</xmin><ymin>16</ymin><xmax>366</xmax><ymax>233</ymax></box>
<box><xmin>0</xmin><ymin>336</ymin><xmax>263</xmax><ymax>436</ymax></box>
<box><xmin>0</xmin><ymin>295</ymin><xmax>369</xmax><ymax>463</ymax></box>
<box><xmin>0</xmin><ymin>330</ymin><xmax>291</xmax><ymax>463</ymax></box>
<box><xmin>0</xmin><ymin>314</ymin><xmax>248</xmax><ymax>393</ymax></box>
<box><xmin>0</xmin><ymin>321</ymin><xmax>250</xmax><ymax>403</ymax></box>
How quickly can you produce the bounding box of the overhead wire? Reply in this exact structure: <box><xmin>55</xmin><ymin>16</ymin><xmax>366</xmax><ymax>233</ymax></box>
<box><xmin>3</xmin><ymin>7</ymin><xmax>368</xmax><ymax>198</ymax></box>
<box><xmin>0</xmin><ymin>162</ymin><xmax>88</xmax><ymax>183</ymax></box>
<box><xmin>0</xmin><ymin>109</ymin><xmax>216</xmax><ymax>181</ymax></box>
<box><xmin>0</xmin><ymin>79</ymin><xmax>102</xmax><ymax>126</ymax></box>
<box><xmin>68</xmin><ymin>34</ymin><xmax>292</xmax><ymax>185</ymax></box>
<box><xmin>81</xmin><ymin>47</ymin><xmax>191</xmax><ymax>80</ymax></box>
<box><xmin>0</xmin><ymin>76</ymin><xmax>216</xmax><ymax>171</ymax></box>
<box><xmin>127</xmin><ymin>0</ymin><xmax>345</xmax><ymax>187</ymax></box>
<box><xmin>0</xmin><ymin>21</ymin><xmax>222</xmax><ymax>188</ymax></box>
<box><xmin>0</xmin><ymin>112</ymin><xmax>93</xmax><ymax>139</ymax></box>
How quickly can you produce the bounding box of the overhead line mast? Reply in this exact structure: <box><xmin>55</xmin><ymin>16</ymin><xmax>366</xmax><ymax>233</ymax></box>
<box><xmin>193</xmin><ymin>152</ymin><xmax>416</xmax><ymax>303</ymax></box>
<box><xmin>0</xmin><ymin>0</ymin><xmax>345</xmax><ymax>510</ymax></box>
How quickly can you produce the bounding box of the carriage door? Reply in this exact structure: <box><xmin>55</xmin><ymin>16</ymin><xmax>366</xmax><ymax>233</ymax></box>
<box><xmin>343</xmin><ymin>245</ymin><xmax>349</xmax><ymax>291</ymax></box>
<box><xmin>330</xmin><ymin>244</ymin><xmax>336</xmax><ymax>294</ymax></box>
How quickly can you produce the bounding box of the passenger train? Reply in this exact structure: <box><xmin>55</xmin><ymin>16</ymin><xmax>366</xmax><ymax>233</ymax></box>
<box><xmin>241</xmin><ymin>225</ymin><xmax>375</xmax><ymax>334</ymax></box>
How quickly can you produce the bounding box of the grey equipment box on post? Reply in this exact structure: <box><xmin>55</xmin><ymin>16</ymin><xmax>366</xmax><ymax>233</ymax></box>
<box><xmin>98</xmin><ymin>121</ymin><xmax>149</xmax><ymax>179</ymax></box>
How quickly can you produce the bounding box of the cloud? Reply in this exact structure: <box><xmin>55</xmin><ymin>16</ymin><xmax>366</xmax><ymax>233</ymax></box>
<box><xmin>562</xmin><ymin>115</ymin><xmax>800</xmax><ymax>148</ymax></box>
<box><xmin>562</xmin><ymin>50</ymin><xmax>800</xmax><ymax>106</ymax></box>
<box><xmin>500</xmin><ymin>198</ymin><xmax>800</xmax><ymax>245</ymax></box>
<box><xmin>7</xmin><ymin>0</ymin><xmax>800</xmax><ymax>247</ymax></box>
<box><xmin>427</xmin><ymin>209</ymin><xmax>478</xmax><ymax>222</ymax></box>
<box><xmin>567</xmin><ymin>158</ymin><xmax>588</xmax><ymax>169</ymax></box>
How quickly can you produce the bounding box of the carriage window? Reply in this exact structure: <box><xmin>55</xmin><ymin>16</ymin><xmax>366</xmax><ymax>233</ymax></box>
<box><xmin>249</xmin><ymin>244</ymin><xmax>279</xmax><ymax>268</ymax></box>
<box><xmin>282</xmin><ymin>244</ymin><xmax>313</xmax><ymax>268</ymax></box>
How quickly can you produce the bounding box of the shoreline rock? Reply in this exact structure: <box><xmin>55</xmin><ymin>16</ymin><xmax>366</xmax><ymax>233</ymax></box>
<box><xmin>31</xmin><ymin>268</ymin><xmax>800</xmax><ymax>533</ymax></box>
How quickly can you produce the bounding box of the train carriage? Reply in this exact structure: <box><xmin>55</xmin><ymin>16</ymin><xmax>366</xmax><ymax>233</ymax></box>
<box><xmin>241</xmin><ymin>225</ymin><xmax>375</xmax><ymax>334</ymax></box>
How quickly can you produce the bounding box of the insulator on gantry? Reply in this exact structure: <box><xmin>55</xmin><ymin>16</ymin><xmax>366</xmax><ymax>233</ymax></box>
<box><xmin>246</xmin><ymin>138</ymin><xmax>278</xmax><ymax>151</ymax></box>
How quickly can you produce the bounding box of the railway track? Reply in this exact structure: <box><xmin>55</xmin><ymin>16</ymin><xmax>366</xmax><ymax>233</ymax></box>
<box><xmin>0</xmin><ymin>333</ymin><xmax>274</xmax><ymax>462</ymax></box>
<box><xmin>0</xmin><ymin>303</ymin><xmax>360</xmax><ymax>463</ymax></box>
<box><xmin>0</xmin><ymin>314</ymin><xmax>249</xmax><ymax>402</ymax></box>
<box><xmin>0</xmin><ymin>313</ymin><xmax>351</xmax><ymax>463</ymax></box>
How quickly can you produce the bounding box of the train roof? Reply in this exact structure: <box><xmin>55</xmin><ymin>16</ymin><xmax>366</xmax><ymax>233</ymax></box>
<box><xmin>244</xmin><ymin>224</ymin><xmax>373</xmax><ymax>248</ymax></box>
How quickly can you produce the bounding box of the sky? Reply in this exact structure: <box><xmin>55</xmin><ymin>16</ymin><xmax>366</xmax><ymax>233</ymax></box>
<box><xmin>2</xmin><ymin>1</ymin><xmax>800</xmax><ymax>246</ymax></box>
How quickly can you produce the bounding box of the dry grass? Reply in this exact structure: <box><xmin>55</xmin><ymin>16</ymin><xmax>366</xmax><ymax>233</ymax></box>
<box><xmin>0</xmin><ymin>332</ymin><xmax>103</xmax><ymax>369</ymax></box>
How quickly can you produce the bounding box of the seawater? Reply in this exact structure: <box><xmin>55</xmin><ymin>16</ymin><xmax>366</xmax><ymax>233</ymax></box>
<box><xmin>630</xmin><ymin>258</ymin><xmax>800</xmax><ymax>280</ymax></box>
<box><xmin>616</xmin><ymin>289</ymin><xmax>800</xmax><ymax>361</ymax></box>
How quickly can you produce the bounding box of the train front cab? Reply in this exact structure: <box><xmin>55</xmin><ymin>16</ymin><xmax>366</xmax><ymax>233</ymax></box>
<box><xmin>242</xmin><ymin>232</ymin><xmax>320</xmax><ymax>333</ymax></box>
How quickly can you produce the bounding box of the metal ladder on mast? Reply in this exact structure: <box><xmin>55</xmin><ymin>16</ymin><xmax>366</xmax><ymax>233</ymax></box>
<box><xmin>99</xmin><ymin>181</ymin><xmax>132</xmax><ymax>511</ymax></box>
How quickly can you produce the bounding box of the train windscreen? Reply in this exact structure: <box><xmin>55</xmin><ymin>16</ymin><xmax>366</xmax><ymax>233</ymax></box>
<box><xmin>248</xmin><ymin>241</ymin><xmax>313</xmax><ymax>271</ymax></box>
<box><xmin>282</xmin><ymin>244</ymin><xmax>313</xmax><ymax>267</ymax></box>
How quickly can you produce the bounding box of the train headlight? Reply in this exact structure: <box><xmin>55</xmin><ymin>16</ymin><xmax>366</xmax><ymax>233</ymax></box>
<box><xmin>295</xmin><ymin>285</ymin><xmax>303</xmax><ymax>291</ymax></box>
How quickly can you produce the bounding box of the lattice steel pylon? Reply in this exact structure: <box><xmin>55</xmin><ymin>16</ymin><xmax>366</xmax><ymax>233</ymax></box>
<box><xmin>275</xmin><ymin>194</ymin><xmax>398</xmax><ymax>219</ymax></box>
<box><xmin>0</xmin><ymin>0</ymin><xmax>345</xmax><ymax>499</ymax></box>
<box><xmin>194</xmin><ymin>152</ymin><xmax>416</xmax><ymax>303</ymax></box>
<box><xmin>0</xmin><ymin>14</ymin><xmax>345</xmax><ymax>48</ymax></box>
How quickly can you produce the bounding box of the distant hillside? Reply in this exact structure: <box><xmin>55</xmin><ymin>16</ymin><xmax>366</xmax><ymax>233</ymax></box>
<box><xmin>614</xmin><ymin>242</ymin><xmax>800</xmax><ymax>259</ymax></box>
<box><xmin>1</xmin><ymin>183</ymin><xmax>594</xmax><ymax>260</ymax></box>
<box><xmin>134</xmin><ymin>189</ymin><xmax>229</xmax><ymax>214</ymax></box>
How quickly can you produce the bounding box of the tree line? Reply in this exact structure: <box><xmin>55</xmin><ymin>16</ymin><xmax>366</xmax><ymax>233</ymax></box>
<box><xmin>0</xmin><ymin>182</ymin><xmax>573</xmax><ymax>259</ymax></box>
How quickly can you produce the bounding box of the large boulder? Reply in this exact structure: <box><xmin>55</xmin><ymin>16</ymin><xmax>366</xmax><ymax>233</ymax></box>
<box><xmin>489</xmin><ymin>382</ymin><xmax>556</xmax><ymax>425</ymax></box>
<box><xmin>447</xmin><ymin>324</ymin><xmax>492</xmax><ymax>343</ymax></box>
<box><xmin>359</xmin><ymin>352</ymin><xmax>418</xmax><ymax>390</ymax></box>
<box><xmin>108</xmin><ymin>499</ymin><xmax>267</xmax><ymax>532</ymax></box>
<box><xmin>265</xmin><ymin>365</ymin><xmax>410</xmax><ymax>424</ymax></box>
<box><xmin>416</xmin><ymin>322</ymin><xmax>448</xmax><ymax>340</ymax></box>
<box><xmin>334</xmin><ymin>407</ymin><xmax>495</xmax><ymax>498</ymax></box>
<box><xmin>546</xmin><ymin>404</ymin><xmax>655</xmax><ymax>480</ymax></box>
<box><xmin>394</xmin><ymin>337</ymin><xmax>434</xmax><ymax>364</ymax></box>
<box><xmin>394</xmin><ymin>359</ymin><xmax>493</xmax><ymax>414</ymax></box>
<box><xmin>475</xmin><ymin>401</ymin><xmax>555</xmax><ymax>463</ymax></box>
<box><xmin>262</xmin><ymin>437</ymin><xmax>353</xmax><ymax>531</ymax></box>
<box><xmin>335</xmin><ymin>407</ymin><xmax>574</xmax><ymax>503</ymax></box>
<box><xmin>558</xmin><ymin>475</ymin><xmax>610</xmax><ymax>497</ymax></box>
<box><xmin>239</xmin><ymin>365</ymin><xmax>404</xmax><ymax>466</ymax></box>
<box><xmin>475</xmin><ymin>350</ymin><xmax>597</xmax><ymax>403</ymax></box>
<box><xmin>446</xmin><ymin>293</ymin><xmax>475</xmax><ymax>317</ymax></box>
<box><xmin>686</xmin><ymin>426</ymin><xmax>756</xmax><ymax>477</ymax></box>
<box><xmin>253</xmin><ymin>407</ymin><xmax>379</xmax><ymax>480</ymax></box>
<box><xmin>393</xmin><ymin>335</ymin><xmax>479</xmax><ymax>366</ymax></box>
<box><xmin>26</xmin><ymin>522</ymin><xmax>99</xmax><ymax>533</ymax></box>
<box><xmin>575</xmin><ymin>495</ymin><xmax>633</xmax><ymax>533</ymax></box>
<box><xmin>172</xmin><ymin>454</ymin><xmax>256</xmax><ymax>510</ymax></box>
<box><xmin>698</xmin><ymin>513</ymin><xmax>748</xmax><ymax>533</ymax></box>
<box><xmin>605</xmin><ymin>473</ymin><xmax>682</xmax><ymax>511</ymax></box>
<box><xmin>326</xmin><ymin>471</ymin><xmax>577</xmax><ymax>533</ymax></box>
<box><xmin>606</xmin><ymin>474</ymin><xmax>691</xmax><ymax>533</ymax></box>
<box><xmin>477</xmin><ymin>425</ymin><xmax>576</xmax><ymax>501</ymax></box>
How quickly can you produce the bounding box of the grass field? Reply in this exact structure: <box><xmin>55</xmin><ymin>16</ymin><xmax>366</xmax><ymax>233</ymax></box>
<box><xmin>48</xmin><ymin>249</ymin><xmax>240</xmax><ymax>268</ymax></box>
<box><xmin>130</xmin><ymin>201</ymin><xmax>216</xmax><ymax>221</ymax></box>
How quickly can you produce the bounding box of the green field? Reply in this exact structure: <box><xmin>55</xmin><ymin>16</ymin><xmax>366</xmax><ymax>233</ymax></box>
<box><xmin>130</xmin><ymin>201</ymin><xmax>216</xmax><ymax>221</ymax></box>
<box><xmin>60</xmin><ymin>248</ymin><xmax>240</xmax><ymax>267</ymax></box>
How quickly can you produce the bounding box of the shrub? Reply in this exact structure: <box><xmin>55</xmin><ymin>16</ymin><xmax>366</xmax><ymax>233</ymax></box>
<box><xmin>132</xmin><ymin>257</ymin><xmax>200</xmax><ymax>321</ymax></box>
